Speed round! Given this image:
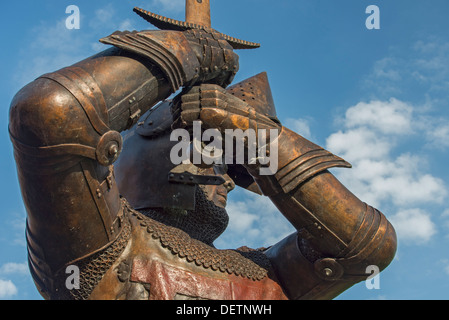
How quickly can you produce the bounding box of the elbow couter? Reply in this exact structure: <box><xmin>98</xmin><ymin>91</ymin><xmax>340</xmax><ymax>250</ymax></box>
<box><xmin>355</xmin><ymin>209</ymin><xmax>397</xmax><ymax>273</ymax></box>
<box><xmin>9</xmin><ymin>70</ymin><xmax>123</xmax><ymax>169</ymax></box>
<box><xmin>9</xmin><ymin>77</ymin><xmax>100</xmax><ymax>150</ymax></box>
<box><xmin>343</xmin><ymin>205</ymin><xmax>397</xmax><ymax>273</ymax></box>
<box><xmin>314</xmin><ymin>205</ymin><xmax>398</xmax><ymax>282</ymax></box>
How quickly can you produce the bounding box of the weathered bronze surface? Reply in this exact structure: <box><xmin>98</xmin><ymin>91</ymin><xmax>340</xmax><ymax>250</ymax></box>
<box><xmin>185</xmin><ymin>0</ymin><xmax>211</xmax><ymax>28</ymax></box>
<box><xmin>9</xmin><ymin>0</ymin><xmax>396</xmax><ymax>300</ymax></box>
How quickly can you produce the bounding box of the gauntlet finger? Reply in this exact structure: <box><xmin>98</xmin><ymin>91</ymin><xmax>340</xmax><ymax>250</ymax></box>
<box><xmin>200</xmin><ymin>97</ymin><xmax>228</xmax><ymax>111</ymax></box>
<box><xmin>181</xmin><ymin>89</ymin><xmax>201</xmax><ymax>106</ymax></box>
<box><xmin>180</xmin><ymin>88</ymin><xmax>201</xmax><ymax>124</ymax></box>
<box><xmin>199</xmin><ymin>108</ymin><xmax>228</xmax><ymax>129</ymax></box>
<box><xmin>181</xmin><ymin>108</ymin><xmax>201</xmax><ymax>124</ymax></box>
<box><xmin>200</xmin><ymin>83</ymin><xmax>227</xmax><ymax>94</ymax></box>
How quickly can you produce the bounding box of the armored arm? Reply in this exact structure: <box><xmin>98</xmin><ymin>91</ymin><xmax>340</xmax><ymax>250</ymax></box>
<box><xmin>99</xmin><ymin>28</ymin><xmax>239</xmax><ymax>93</ymax></box>
<box><xmin>176</xmin><ymin>78</ymin><xmax>397</xmax><ymax>300</ymax></box>
<box><xmin>9</xmin><ymin>29</ymin><xmax>238</xmax><ymax>299</ymax></box>
<box><xmin>9</xmin><ymin>48</ymin><xmax>170</xmax><ymax>299</ymax></box>
<box><xmin>251</xmin><ymin>128</ymin><xmax>397</xmax><ymax>300</ymax></box>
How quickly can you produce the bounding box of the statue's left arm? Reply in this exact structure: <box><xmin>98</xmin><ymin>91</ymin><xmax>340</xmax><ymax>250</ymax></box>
<box><xmin>177</xmin><ymin>83</ymin><xmax>397</xmax><ymax>300</ymax></box>
<box><xmin>251</xmin><ymin>127</ymin><xmax>397</xmax><ymax>299</ymax></box>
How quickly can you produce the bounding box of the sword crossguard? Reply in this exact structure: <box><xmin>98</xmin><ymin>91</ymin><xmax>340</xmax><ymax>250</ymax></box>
<box><xmin>133</xmin><ymin>3</ymin><xmax>260</xmax><ymax>50</ymax></box>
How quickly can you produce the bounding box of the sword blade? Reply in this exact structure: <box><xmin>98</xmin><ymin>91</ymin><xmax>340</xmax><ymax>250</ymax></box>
<box><xmin>185</xmin><ymin>0</ymin><xmax>211</xmax><ymax>28</ymax></box>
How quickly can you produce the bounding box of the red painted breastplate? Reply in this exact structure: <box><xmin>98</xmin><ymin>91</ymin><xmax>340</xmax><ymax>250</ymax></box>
<box><xmin>89</xmin><ymin>200</ymin><xmax>288</xmax><ymax>300</ymax></box>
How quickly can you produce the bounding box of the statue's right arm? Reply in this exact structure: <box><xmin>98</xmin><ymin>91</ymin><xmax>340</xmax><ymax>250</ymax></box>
<box><xmin>8</xmin><ymin>29</ymin><xmax>237</xmax><ymax>299</ymax></box>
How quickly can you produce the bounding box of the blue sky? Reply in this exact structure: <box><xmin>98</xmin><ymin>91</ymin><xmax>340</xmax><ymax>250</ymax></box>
<box><xmin>1</xmin><ymin>0</ymin><xmax>449</xmax><ymax>300</ymax></box>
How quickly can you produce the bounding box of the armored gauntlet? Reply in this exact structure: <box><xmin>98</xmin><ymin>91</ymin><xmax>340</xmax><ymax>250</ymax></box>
<box><xmin>174</xmin><ymin>72</ymin><xmax>282</xmax><ymax>173</ymax></box>
<box><xmin>176</xmin><ymin>85</ymin><xmax>279</xmax><ymax>132</ymax></box>
<box><xmin>100</xmin><ymin>28</ymin><xmax>239</xmax><ymax>91</ymax></box>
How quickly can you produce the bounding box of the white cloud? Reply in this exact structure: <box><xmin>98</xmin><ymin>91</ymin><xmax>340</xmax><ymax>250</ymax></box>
<box><xmin>285</xmin><ymin>118</ymin><xmax>313</xmax><ymax>140</ymax></box>
<box><xmin>0</xmin><ymin>279</ymin><xmax>18</xmax><ymax>299</ymax></box>
<box><xmin>326</xmin><ymin>98</ymin><xmax>447</xmax><ymax>209</ymax></box>
<box><xmin>0</xmin><ymin>263</ymin><xmax>28</xmax><ymax>276</ymax></box>
<box><xmin>5</xmin><ymin>216</ymin><xmax>26</xmax><ymax>247</ymax></box>
<box><xmin>333</xmin><ymin>155</ymin><xmax>446</xmax><ymax>209</ymax></box>
<box><xmin>326</xmin><ymin>98</ymin><xmax>414</xmax><ymax>163</ymax></box>
<box><xmin>89</xmin><ymin>4</ymin><xmax>136</xmax><ymax>32</ymax></box>
<box><xmin>225</xmin><ymin>200</ymin><xmax>259</xmax><ymax>233</ymax></box>
<box><xmin>327</xmin><ymin>128</ymin><xmax>391</xmax><ymax>162</ymax></box>
<box><xmin>0</xmin><ymin>263</ymin><xmax>28</xmax><ymax>299</ymax></box>
<box><xmin>14</xmin><ymin>19</ymin><xmax>88</xmax><ymax>88</ymax></box>
<box><xmin>119</xmin><ymin>19</ymin><xmax>134</xmax><ymax>31</ymax></box>
<box><xmin>364</xmin><ymin>38</ymin><xmax>449</xmax><ymax>105</ymax></box>
<box><xmin>426</xmin><ymin>123</ymin><xmax>449</xmax><ymax>149</ymax></box>
<box><xmin>412</xmin><ymin>40</ymin><xmax>449</xmax><ymax>86</ymax></box>
<box><xmin>389</xmin><ymin>209</ymin><xmax>437</xmax><ymax>244</ymax></box>
<box><xmin>323</xmin><ymin>96</ymin><xmax>448</xmax><ymax>246</ymax></box>
<box><xmin>372</xmin><ymin>57</ymin><xmax>402</xmax><ymax>82</ymax></box>
<box><xmin>343</xmin><ymin>98</ymin><xmax>413</xmax><ymax>135</ymax></box>
<box><xmin>89</xmin><ymin>5</ymin><xmax>116</xmax><ymax>30</ymax></box>
<box><xmin>217</xmin><ymin>189</ymin><xmax>294</xmax><ymax>250</ymax></box>
<box><xmin>14</xmin><ymin>4</ymin><xmax>139</xmax><ymax>89</ymax></box>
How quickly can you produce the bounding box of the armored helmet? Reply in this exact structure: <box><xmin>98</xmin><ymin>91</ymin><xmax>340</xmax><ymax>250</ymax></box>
<box><xmin>114</xmin><ymin>72</ymin><xmax>277</xmax><ymax>211</ymax></box>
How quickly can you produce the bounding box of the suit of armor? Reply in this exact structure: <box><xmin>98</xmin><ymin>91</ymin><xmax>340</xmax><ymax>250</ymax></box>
<box><xmin>9</xmin><ymin>5</ymin><xmax>396</xmax><ymax>300</ymax></box>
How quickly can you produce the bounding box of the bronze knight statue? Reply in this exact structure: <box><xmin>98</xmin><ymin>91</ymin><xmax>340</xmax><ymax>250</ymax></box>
<box><xmin>9</xmin><ymin>1</ymin><xmax>396</xmax><ymax>300</ymax></box>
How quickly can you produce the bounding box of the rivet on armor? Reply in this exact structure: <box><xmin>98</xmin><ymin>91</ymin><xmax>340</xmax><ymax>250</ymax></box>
<box><xmin>108</xmin><ymin>145</ymin><xmax>118</xmax><ymax>157</ymax></box>
<box><xmin>96</xmin><ymin>131</ymin><xmax>123</xmax><ymax>167</ymax></box>
<box><xmin>324</xmin><ymin>268</ymin><xmax>333</xmax><ymax>277</ymax></box>
<box><xmin>314</xmin><ymin>258</ymin><xmax>344</xmax><ymax>281</ymax></box>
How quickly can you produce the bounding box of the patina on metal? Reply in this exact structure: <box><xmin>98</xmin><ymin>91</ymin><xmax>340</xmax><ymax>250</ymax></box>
<box><xmin>8</xmin><ymin>0</ymin><xmax>397</xmax><ymax>300</ymax></box>
<box><xmin>185</xmin><ymin>0</ymin><xmax>211</xmax><ymax>28</ymax></box>
<box><xmin>132</xmin><ymin>4</ymin><xmax>261</xmax><ymax>49</ymax></box>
